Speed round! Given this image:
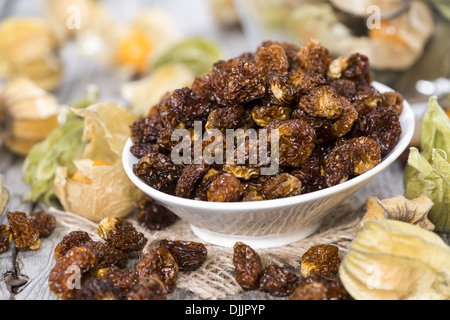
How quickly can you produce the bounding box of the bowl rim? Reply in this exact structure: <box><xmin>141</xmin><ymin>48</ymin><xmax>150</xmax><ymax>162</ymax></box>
<box><xmin>123</xmin><ymin>81</ymin><xmax>415</xmax><ymax>211</ymax></box>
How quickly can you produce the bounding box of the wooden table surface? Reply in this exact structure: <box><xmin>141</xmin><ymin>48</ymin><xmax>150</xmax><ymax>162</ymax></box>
<box><xmin>1</xmin><ymin>0</ymin><xmax>448</xmax><ymax>301</ymax></box>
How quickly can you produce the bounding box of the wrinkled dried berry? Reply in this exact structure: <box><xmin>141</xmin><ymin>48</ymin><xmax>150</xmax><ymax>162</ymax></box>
<box><xmin>207</xmin><ymin>173</ymin><xmax>244</xmax><ymax>202</ymax></box>
<box><xmin>75</xmin><ymin>277</ymin><xmax>121</xmax><ymax>300</ymax></box>
<box><xmin>265</xmin><ymin>72</ymin><xmax>295</xmax><ymax>106</ymax></box>
<box><xmin>323</xmin><ymin>143</ymin><xmax>352</xmax><ymax>187</ymax></box>
<box><xmin>48</xmin><ymin>246</ymin><xmax>98</xmax><ymax>300</ymax></box>
<box><xmin>193</xmin><ymin>169</ymin><xmax>222</xmax><ymax>201</ymax></box>
<box><xmin>135</xmin><ymin>246</ymin><xmax>178</xmax><ymax>292</ymax></box>
<box><xmin>233</xmin><ymin>242</ymin><xmax>263</xmax><ymax>290</ymax></box>
<box><xmin>295</xmin><ymin>73</ymin><xmax>327</xmax><ymax>96</ymax></box>
<box><xmin>300</xmin><ymin>244</ymin><xmax>341</xmax><ymax>278</ymax></box>
<box><xmin>54</xmin><ymin>231</ymin><xmax>91</xmax><ymax>260</ymax></box>
<box><xmin>352</xmin><ymin>106</ymin><xmax>401</xmax><ymax>157</ymax></box>
<box><xmin>97</xmin><ymin>266</ymin><xmax>139</xmax><ymax>296</ymax></box>
<box><xmin>290</xmin><ymin>273</ymin><xmax>352</xmax><ymax>300</ymax></box>
<box><xmin>342</xmin><ymin>53</ymin><xmax>373</xmax><ymax>87</ymax></box>
<box><xmin>133</xmin><ymin>152</ymin><xmax>180</xmax><ymax>194</ymax></box>
<box><xmin>0</xmin><ymin>225</ymin><xmax>12</xmax><ymax>254</ymax></box>
<box><xmin>297</xmin><ymin>39</ymin><xmax>332</xmax><ymax>76</ymax></box>
<box><xmin>204</xmin><ymin>58</ymin><xmax>267</xmax><ymax>106</ymax></box>
<box><xmin>205</xmin><ymin>105</ymin><xmax>246</xmax><ymax>131</ymax></box>
<box><xmin>299</xmin><ymin>86</ymin><xmax>345</xmax><ymax>119</ymax></box>
<box><xmin>262</xmin><ymin>173</ymin><xmax>302</xmax><ymax>200</ymax></box>
<box><xmin>130</xmin><ymin>115</ymin><xmax>163</xmax><ymax>145</ymax></box>
<box><xmin>126</xmin><ymin>278</ymin><xmax>168</xmax><ymax>300</ymax></box>
<box><xmin>98</xmin><ymin>218</ymin><xmax>148</xmax><ymax>252</ymax></box>
<box><xmin>137</xmin><ymin>197</ymin><xmax>179</xmax><ymax>230</ymax></box>
<box><xmin>160</xmin><ymin>239</ymin><xmax>207</xmax><ymax>271</ymax></box>
<box><xmin>176</xmin><ymin>162</ymin><xmax>210</xmax><ymax>199</ymax></box>
<box><xmin>266</xmin><ymin>119</ymin><xmax>316</xmax><ymax>167</ymax></box>
<box><xmin>7</xmin><ymin>211</ymin><xmax>40</xmax><ymax>251</ymax></box>
<box><xmin>28</xmin><ymin>210</ymin><xmax>55</xmax><ymax>238</ymax></box>
<box><xmin>54</xmin><ymin>231</ymin><xmax>128</xmax><ymax>268</ymax></box>
<box><xmin>380</xmin><ymin>91</ymin><xmax>404</xmax><ymax>115</ymax></box>
<box><xmin>251</xmin><ymin>104</ymin><xmax>292</xmax><ymax>127</ymax></box>
<box><xmin>255</xmin><ymin>44</ymin><xmax>289</xmax><ymax>75</ymax></box>
<box><xmin>171</xmin><ymin>87</ymin><xmax>214</xmax><ymax>127</ymax></box>
<box><xmin>259</xmin><ymin>265</ymin><xmax>299</xmax><ymax>297</ymax></box>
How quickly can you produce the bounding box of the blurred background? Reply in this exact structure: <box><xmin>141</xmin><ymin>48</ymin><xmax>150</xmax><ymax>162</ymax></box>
<box><xmin>0</xmin><ymin>0</ymin><xmax>449</xmax><ymax>156</ymax></box>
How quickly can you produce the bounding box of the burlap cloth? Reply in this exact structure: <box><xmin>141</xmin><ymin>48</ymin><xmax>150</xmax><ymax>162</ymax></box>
<box><xmin>48</xmin><ymin>196</ymin><xmax>364</xmax><ymax>300</ymax></box>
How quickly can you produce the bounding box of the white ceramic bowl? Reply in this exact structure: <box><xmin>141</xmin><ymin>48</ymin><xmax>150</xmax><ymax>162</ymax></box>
<box><xmin>123</xmin><ymin>82</ymin><xmax>415</xmax><ymax>248</ymax></box>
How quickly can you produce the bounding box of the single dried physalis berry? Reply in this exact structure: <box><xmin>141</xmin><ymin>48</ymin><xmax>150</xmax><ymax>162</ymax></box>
<box><xmin>98</xmin><ymin>217</ymin><xmax>148</xmax><ymax>252</ymax></box>
<box><xmin>54</xmin><ymin>231</ymin><xmax>128</xmax><ymax>269</ymax></box>
<box><xmin>48</xmin><ymin>246</ymin><xmax>98</xmax><ymax>300</ymax></box>
<box><xmin>160</xmin><ymin>239</ymin><xmax>208</xmax><ymax>271</ymax></box>
<box><xmin>28</xmin><ymin>210</ymin><xmax>55</xmax><ymax>238</ymax></box>
<box><xmin>97</xmin><ymin>266</ymin><xmax>139</xmax><ymax>296</ymax></box>
<box><xmin>233</xmin><ymin>242</ymin><xmax>263</xmax><ymax>290</ymax></box>
<box><xmin>259</xmin><ymin>265</ymin><xmax>299</xmax><ymax>297</ymax></box>
<box><xmin>290</xmin><ymin>273</ymin><xmax>352</xmax><ymax>300</ymax></box>
<box><xmin>137</xmin><ymin>197</ymin><xmax>179</xmax><ymax>230</ymax></box>
<box><xmin>135</xmin><ymin>246</ymin><xmax>179</xmax><ymax>293</ymax></box>
<box><xmin>126</xmin><ymin>278</ymin><xmax>168</xmax><ymax>300</ymax></box>
<box><xmin>207</xmin><ymin>173</ymin><xmax>244</xmax><ymax>202</ymax></box>
<box><xmin>7</xmin><ymin>211</ymin><xmax>41</xmax><ymax>251</ymax></box>
<box><xmin>75</xmin><ymin>277</ymin><xmax>121</xmax><ymax>300</ymax></box>
<box><xmin>300</xmin><ymin>244</ymin><xmax>341</xmax><ymax>278</ymax></box>
<box><xmin>0</xmin><ymin>225</ymin><xmax>12</xmax><ymax>254</ymax></box>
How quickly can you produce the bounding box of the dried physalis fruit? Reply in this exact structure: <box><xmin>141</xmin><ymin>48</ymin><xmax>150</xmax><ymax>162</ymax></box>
<box><xmin>358</xmin><ymin>195</ymin><xmax>435</xmax><ymax>231</ymax></box>
<box><xmin>135</xmin><ymin>246</ymin><xmax>179</xmax><ymax>293</ymax></box>
<box><xmin>97</xmin><ymin>266</ymin><xmax>139</xmax><ymax>296</ymax></box>
<box><xmin>0</xmin><ymin>225</ymin><xmax>12</xmax><ymax>254</ymax></box>
<box><xmin>98</xmin><ymin>217</ymin><xmax>148</xmax><ymax>252</ymax></box>
<box><xmin>28</xmin><ymin>210</ymin><xmax>55</xmax><ymax>238</ymax></box>
<box><xmin>290</xmin><ymin>273</ymin><xmax>352</xmax><ymax>300</ymax></box>
<box><xmin>54</xmin><ymin>231</ymin><xmax>128</xmax><ymax>269</ymax></box>
<box><xmin>7</xmin><ymin>211</ymin><xmax>41</xmax><ymax>251</ymax></box>
<box><xmin>54</xmin><ymin>231</ymin><xmax>91</xmax><ymax>260</ymax></box>
<box><xmin>233</xmin><ymin>242</ymin><xmax>263</xmax><ymax>290</ymax></box>
<box><xmin>126</xmin><ymin>278</ymin><xmax>168</xmax><ymax>300</ymax></box>
<box><xmin>160</xmin><ymin>239</ymin><xmax>207</xmax><ymax>271</ymax></box>
<box><xmin>339</xmin><ymin>219</ymin><xmax>450</xmax><ymax>300</ymax></box>
<box><xmin>207</xmin><ymin>173</ymin><xmax>244</xmax><ymax>202</ymax></box>
<box><xmin>48</xmin><ymin>246</ymin><xmax>98</xmax><ymax>300</ymax></box>
<box><xmin>300</xmin><ymin>244</ymin><xmax>341</xmax><ymax>278</ymax></box>
<box><xmin>74</xmin><ymin>277</ymin><xmax>121</xmax><ymax>301</ymax></box>
<box><xmin>137</xmin><ymin>197</ymin><xmax>179</xmax><ymax>230</ymax></box>
<box><xmin>261</xmin><ymin>173</ymin><xmax>302</xmax><ymax>200</ymax></box>
<box><xmin>259</xmin><ymin>265</ymin><xmax>299</xmax><ymax>297</ymax></box>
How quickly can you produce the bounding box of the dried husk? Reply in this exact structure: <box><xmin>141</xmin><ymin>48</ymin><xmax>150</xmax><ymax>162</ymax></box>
<box><xmin>52</xmin><ymin>103</ymin><xmax>145</xmax><ymax>222</ymax></box>
<box><xmin>0</xmin><ymin>18</ymin><xmax>63</xmax><ymax>91</ymax></box>
<box><xmin>340</xmin><ymin>219</ymin><xmax>450</xmax><ymax>300</ymax></box>
<box><xmin>358</xmin><ymin>195</ymin><xmax>435</xmax><ymax>231</ymax></box>
<box><xmin>0</xmin><ymin>78</ymin><xmax>60</xmax><ymax>155</ymax></box>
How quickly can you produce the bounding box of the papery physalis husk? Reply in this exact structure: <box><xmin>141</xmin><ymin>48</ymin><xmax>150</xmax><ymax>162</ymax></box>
<box><xmin>404</xmin><ymin>97</ymin><xmax>450</xmax><ymax>232</ymax></box>
<box><xmin>340</xmin><ymin>219</ymin><xmax>450</xmax><ymax>300</ymax></box>
<box><xmin>0</xmin><ymin>78</ymin><xmax>60</xmax><ymax>155</ymax></box>
<box><xmin>121</xmin><ymin>63</ymin><xmax>195</xmax><ymax>117</ymax></box>
<box><xmin>53</xmin><ymin>103</ymin><xmax>145</xmax><ymax>222</ymax></box>
<box><xmin>0</xmin><ymin>175</ymin><xmax>10</xmax><ymax>217</ymax></box>
<box><xmin>0</xmin><ymin>18</ymin><xmax>63</xmax><ymax>91</ymax></box>
<box><xmin>358</xmin><ymin>195</ymin><xmax>435</xmax><ymax>232</ymax></box>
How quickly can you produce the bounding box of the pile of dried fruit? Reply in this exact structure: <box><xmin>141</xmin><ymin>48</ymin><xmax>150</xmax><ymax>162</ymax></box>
<box><xmin>48</xmin><ymin>204</ymin><xmax>207</xmax><ymax>300</ymax></box>
<box><xmin>0</xmin><ymin>210</ymin><xmax>55</xmax><ymax>253</ymax></box>
<box><xmin>232</xmin><ymin>241</ymin><xmax>352</xmax><ymax>300</ymax></box>
<box><xmin>130</xmin><ymin>39</ymin><xmax>403</xmax><ymax>201</ymax></box>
